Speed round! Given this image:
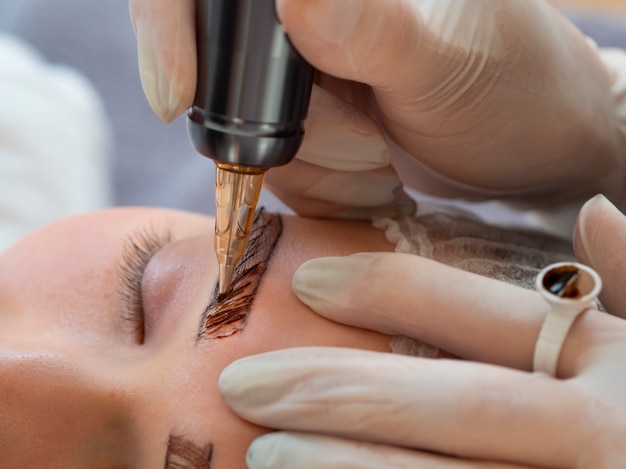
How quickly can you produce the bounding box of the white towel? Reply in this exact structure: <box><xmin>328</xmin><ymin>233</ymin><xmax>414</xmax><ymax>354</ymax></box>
<box><xmin>0</xmin><ymin>35</ymin><xmax>111</xmax><ymax>251</ymax></box>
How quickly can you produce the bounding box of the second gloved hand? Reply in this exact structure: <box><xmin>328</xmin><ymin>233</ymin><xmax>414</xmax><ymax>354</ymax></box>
<box><xmin>218</xmin><ymin>195</ymin><xmax>626</xmax><ymax>468</ymax></box>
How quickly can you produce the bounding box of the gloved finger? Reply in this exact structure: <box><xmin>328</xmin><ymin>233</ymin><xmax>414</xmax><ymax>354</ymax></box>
<box><xmin>295</xmin><ymin>85</ymin><xmax>391</xmax><ymax>172</ymax></box>
<box><xmin>573</xmin><ymin>194</ymin><xmax>626</xmax><ymax>317</ymax></box>
<box><xmin>220</xmin><ymin>347</ymin><xmax>590</xmax><ymax>468</ymax></box>
<box><xmin>270</xmin><ymin>184</ymin><xmax>417</xmax><ymax>221</ymax></box>
<box><xmin>246</xmin><ymin>432</ymin><xmax>535</xmax><ymax>469</ymax></box>
<box><xmin>291</xmin><ymin>252</ymin><xmax>616</xmax><ymax>377</ymax></box>
<box><xmin>129</xmin><ymin>0</ymin><xmax>196</xmax><ymax>122</ymax></box>
<box><xmin>265</xmin><ymin>158</ymin><xmax>416</xmax><ymax>220</ymax></box>
<box><xmin>293</xmin><ymin>252</ymin><xmax>545</xmax><ymax>371</ymax></box>
<box><xmin>276</xmin><ymin>0</ymin><xmax>423</xmax><ymax>92</ymax></box>
<box><xmin>265</xmin><ymin>84</ymin><xmax>418</xmax><ymax>219</ymax></box>
<box><xmin>278</xmin><ymin>0</ymin><xmax>624</xmax><ymax>212</ymax></box>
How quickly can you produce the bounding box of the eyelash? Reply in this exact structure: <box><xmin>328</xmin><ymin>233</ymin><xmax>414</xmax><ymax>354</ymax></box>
<box><xmin>117</xmin><ymin>228</ymin><xmax>171</xmax><ymax>344</ymax></box>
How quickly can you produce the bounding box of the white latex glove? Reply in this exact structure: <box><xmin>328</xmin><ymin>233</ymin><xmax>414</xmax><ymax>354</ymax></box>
<box><xmin>219</xmin><ymin>195</ymin><xmax>626</xmax><ymax>468</ymax></box>
<box><xmin>130</xmin><ymin>0</ymin><xmax>626</xmax><ymax>221</ymax></box>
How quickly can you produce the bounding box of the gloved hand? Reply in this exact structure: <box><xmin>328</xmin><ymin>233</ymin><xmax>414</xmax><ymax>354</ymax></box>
<box><xmin>130</xmin><ymin>0</ymin><xmax>626</xmax><ymax>219</ymax></box>
<box><xmin>218</xmin><ymin>195</ymin><xmax>626</xmax><ymax>468</ymax></box>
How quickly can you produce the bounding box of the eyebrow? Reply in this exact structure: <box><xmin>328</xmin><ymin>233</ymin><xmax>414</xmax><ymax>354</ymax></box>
<box><xmin>164</xmin><ymin>434</ymin><xmax>212</xmax><ymax>468</ymax></box>
<box><xmin>196</xmin><ymin>208</ymin><xmax>283</xmax><ymax>340</ymax></box>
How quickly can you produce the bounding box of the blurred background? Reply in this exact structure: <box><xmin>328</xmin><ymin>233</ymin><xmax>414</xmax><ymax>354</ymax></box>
<box><xmin>1</xmin><ymin>0</ymin><xmax>223</xmax><ymax>214</ymax></box>
<box><xmin>558</xmin><ymin>0</ymin><xmax>626</xmax><ymax>9</ymax></box>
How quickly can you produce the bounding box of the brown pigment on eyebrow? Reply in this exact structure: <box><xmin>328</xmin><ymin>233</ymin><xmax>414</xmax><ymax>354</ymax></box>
<box><xmin>165</xmin><ymin>434</ymin><xmax>213</xmax><ymax>469</ymax></box>
<box><xmin>197</xmin><ymin>208</ymin><xmax>282</xmax><ymax>340</ymax></box>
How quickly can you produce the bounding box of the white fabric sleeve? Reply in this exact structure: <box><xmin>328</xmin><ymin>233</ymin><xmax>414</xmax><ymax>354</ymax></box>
<box><xmin>0</xmin><ymin>34</ymin><xmax>112</xmax><ymax>251</ymax></box>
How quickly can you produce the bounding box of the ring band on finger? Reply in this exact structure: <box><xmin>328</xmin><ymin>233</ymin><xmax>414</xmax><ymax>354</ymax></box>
<box><xmin>533</xmin><ymin>262</ymin><xmax>602</xmax><ymax>377</ymax></box>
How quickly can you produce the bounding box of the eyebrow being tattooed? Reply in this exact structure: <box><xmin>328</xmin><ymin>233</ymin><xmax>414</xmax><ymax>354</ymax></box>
<box><xmin>197</xmin><ymin>208</ymin><xmax>282</xmax><ymax>339</ymax></box>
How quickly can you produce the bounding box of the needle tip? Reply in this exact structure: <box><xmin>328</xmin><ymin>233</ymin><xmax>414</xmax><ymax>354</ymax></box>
<box><xmin>218</xmin><ymin>263</ymin><xmax>236</xmax><ymax>295</ymax></box>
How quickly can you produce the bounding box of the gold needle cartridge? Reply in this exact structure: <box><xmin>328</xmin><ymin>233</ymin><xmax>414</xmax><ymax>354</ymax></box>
<box><xmin>214</xmin><ymin>164</ymin><xmax>266</xmax><ymax>294</ymax></box>
<box><xmin>187</xmin><ymin>0</ymin><xmax>314</xmax><ymax>295</ymax></box>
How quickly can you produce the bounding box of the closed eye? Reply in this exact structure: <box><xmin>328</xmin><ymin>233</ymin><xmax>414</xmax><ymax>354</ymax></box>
<box><xmin>116</xmin><ymin>227</ymin><xmax>171</xmax><ymax>344</ymax></box>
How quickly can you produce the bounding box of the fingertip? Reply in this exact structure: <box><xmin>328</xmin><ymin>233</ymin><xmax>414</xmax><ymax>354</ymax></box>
<box><xmin>247</xmin><ymin>434</ymin><xmax>281</xmax><ymax>469</ymax></box>
<box><xmin>574</xmin><ymin>194</ymin><xmax>626</xmax><ymax>315</ymax></box>
<box><xmin>573</xmin><ymin>195</ymin><xmax>601</xmax><ymax>264</ymax></box>
<box><xmin>573</xmin><ymin>194</ymin><xmax>621</xmax><ymax>264</ymax></box>
<box><xmin>291</xmin><ymin>252</ymin><xmax>417</xmax><ymax>339</ymax></box>
<box><xmin>132</xmin><ymin>0</ymin><xmax>196</xmax><ymax>122</ymax></box>
<box><xmin>291</xmin><ymin>255</ymin><xmax>358</xmax><ymax>312</ymax></box>
<box><xmin>128</xmin><ymin>0</ymin><xmax>142</xmax><ymax>34</ymax></box>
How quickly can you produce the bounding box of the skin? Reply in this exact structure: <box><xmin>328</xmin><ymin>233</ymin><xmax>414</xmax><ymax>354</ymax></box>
<box><xmin>0</xmin><ymin>208</ymin><xmax>394</xmax><ymax>468</ymax></box>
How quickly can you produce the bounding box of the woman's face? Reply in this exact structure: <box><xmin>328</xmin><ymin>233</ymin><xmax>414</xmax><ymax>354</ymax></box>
<box><xmin>0</xmin><ymin>208</ymin><xmax>393</xmax><ymax>468</ymax></box>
